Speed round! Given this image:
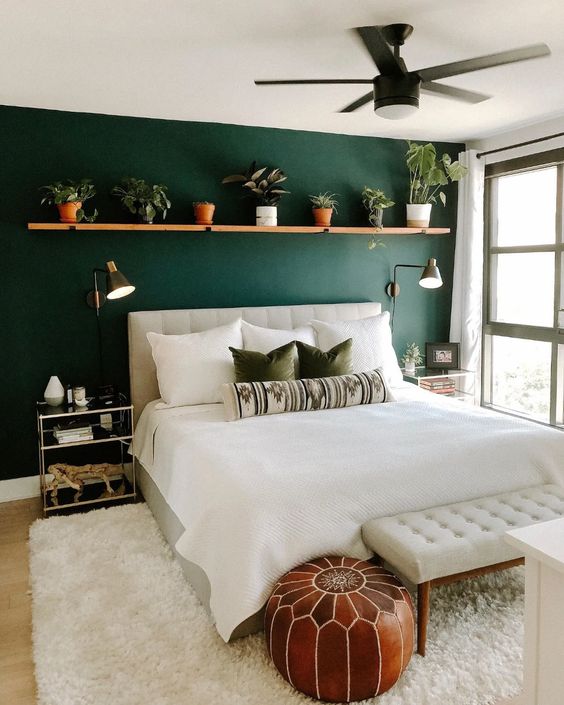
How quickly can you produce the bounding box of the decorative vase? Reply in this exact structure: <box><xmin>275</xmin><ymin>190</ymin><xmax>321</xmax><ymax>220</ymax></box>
<box><xmin>57</xmin><ymin>202</ymin><xmax>82</xmax><ymax>224</ymax></box>
<box><xmin>312</xmin><ymin>207</ymin><xmax>333</xmax><ymax>228</ymax></box>
<box><xmin>44</xmin><ymin>376</ymin><xmax>65</xmax><ymax>406</ymax></box>
<box><xmin>194</xmin><ymin>203</ymin><xmax>215</xmax><ymax>226</ymax></box>
<box><xmin>404</xmin><ymin>361</ymin><xmax>416</xmax><ymax>375</ymax></box>
<box><xmin>256</xmin><ymin>205</ymin><xmax>277</xmax><ymax>227</ymax></box>
<box><xmin>406</xmin><ymin>203</ymin><xmax>432</xmax><ymax>228</ymax></box>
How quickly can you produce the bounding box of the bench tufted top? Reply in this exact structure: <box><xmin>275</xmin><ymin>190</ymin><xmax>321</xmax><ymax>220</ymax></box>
<box><xmin>362</xmin><ymin>484</ymin><xmax>564</xmax><ymax>584</ymax></box>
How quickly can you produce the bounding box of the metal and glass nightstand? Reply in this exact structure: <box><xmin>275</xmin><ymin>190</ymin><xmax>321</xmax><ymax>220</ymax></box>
<box><xmin>402</xmin><ymin>367</ymin><xmax>476</xmax><ymax>404</ymax></box>
<box><xmin>37</xmin><ymin>400</ymin><xmax>136</xmax><ymax>515</ymax></box>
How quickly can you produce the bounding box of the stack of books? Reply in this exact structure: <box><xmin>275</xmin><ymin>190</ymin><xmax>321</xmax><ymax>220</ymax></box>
<box><xmin>53</xmin><ymin>421</ymin><xmax>94</xmax><ymax>444</ymax></box>
<box><xmin>420</xmin><ymin>378</ymin><xmax>456</xmax><ymax>395</ymax></box>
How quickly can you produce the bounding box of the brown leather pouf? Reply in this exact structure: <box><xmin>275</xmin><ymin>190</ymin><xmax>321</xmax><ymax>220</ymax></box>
<box><xmin>265</xmin><ymin>556</ymin><xmax>414</xmax><ymax>702</ymax></box>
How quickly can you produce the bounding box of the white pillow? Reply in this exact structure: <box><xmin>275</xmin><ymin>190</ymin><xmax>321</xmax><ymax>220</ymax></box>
<box><xmin>311</xmin><ymin>312</ymin><xmax>403</xmax><ymax>386</ymax></box>
<box><xmin>147</xmin><ymin>319</ymin><xmax>243</xmax><ymax>406</ymax></box>
<box><xmin>241</xmin><ymin>320</ymin><xmax>316</xmax><ymax>352</ymax></box>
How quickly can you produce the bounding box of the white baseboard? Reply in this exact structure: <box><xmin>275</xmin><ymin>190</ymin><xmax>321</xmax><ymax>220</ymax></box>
<box><xmin>0</xmin><ymin>475</ymin><xmax>41</xmax><ymax>502</ymax></box>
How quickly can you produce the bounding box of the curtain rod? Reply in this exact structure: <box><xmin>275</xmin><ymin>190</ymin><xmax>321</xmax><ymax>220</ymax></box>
<box><xmin>476</xmin><ymin>131</ymin><xmax>564</xmax><ymax>159</ymax></box>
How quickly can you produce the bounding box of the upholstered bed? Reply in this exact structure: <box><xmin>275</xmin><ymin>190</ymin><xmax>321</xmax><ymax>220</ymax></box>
<box><xmin>128</xmin><ymin>302</ymin><xmax>564</xmax><ymax>642</ymax></box>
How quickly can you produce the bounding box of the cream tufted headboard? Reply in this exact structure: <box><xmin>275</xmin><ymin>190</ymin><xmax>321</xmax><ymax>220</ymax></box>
<box><xmin>128</xmin><ymin>302</ymin><xmax>381</xmax><ymax>421</ymax></box>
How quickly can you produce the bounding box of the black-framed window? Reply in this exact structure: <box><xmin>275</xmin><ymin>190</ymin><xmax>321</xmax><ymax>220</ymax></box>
<box><xmin>483</xmin><ymin>150</ymin><xmax>564</xmax><ymax>426</ymax></box>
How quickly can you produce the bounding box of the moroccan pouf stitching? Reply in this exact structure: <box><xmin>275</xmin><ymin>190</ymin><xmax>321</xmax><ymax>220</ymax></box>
<box><xmin>265</xmin><ymin>556</ymin><xmax>415</xmax><ymax>702</ymax></box>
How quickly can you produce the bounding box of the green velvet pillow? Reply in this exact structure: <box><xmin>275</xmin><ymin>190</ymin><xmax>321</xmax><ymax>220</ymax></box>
<box><xmin>296</xmin><ymin>339</ymin><xmax>353</xmax><ymax>378</ymax></box>
<box><xmin>229</xmin><ymin>342</ymin><xmax>296</xmax><ymax>383</ymax></box>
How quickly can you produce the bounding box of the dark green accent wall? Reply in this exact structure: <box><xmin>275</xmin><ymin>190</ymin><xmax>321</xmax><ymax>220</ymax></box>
<box><xmin>0</xmin><ymin>104</ymin><xmax>463</xmax><ymax>482</ymax></box>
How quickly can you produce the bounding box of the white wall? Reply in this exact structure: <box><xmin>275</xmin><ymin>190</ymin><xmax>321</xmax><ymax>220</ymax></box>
<box><xmin>468</xmin><ymin>114</ymin><xmax>564</xmax><ymax>164</ymax></box>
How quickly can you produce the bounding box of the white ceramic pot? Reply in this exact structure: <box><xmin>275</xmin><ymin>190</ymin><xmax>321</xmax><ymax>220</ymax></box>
<box><xmin>404</xmin><ymin>361</ymin><xmax>416</xmax><ymax>375</ymax></box>
<box><xmin>44</xmin><ymin>375</ymin><xmax>65</xmax><ymax>406</ymax></box>
<box><xmin>406</xmin><ymin>203</ymin><xmax>432</xmax><ymax>228</ymax></box>
<box><xmin>256</xmin><ymin>205</ymin><xmax>277</xmax><ymax>227</ymax></box>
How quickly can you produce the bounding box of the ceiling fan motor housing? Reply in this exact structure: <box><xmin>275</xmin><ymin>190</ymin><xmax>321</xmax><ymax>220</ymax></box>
<box><xmin>373</xmin><ymin>73</ymin><xmax>420</xmax><ymax>111</ymax></box>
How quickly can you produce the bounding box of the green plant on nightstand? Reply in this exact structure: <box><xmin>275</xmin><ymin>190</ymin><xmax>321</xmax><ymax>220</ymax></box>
<box><xmin>40</xmin><ymin>179</ymin><xmax>98</xmax><ymax>224</ymax></box>
<box><xmin>111</xmin><ymin>177</ymin><xmax>171</xmax><ymax>224</ymax></box>
<box><xmin>401</xmin><ymin>342</ymin><xmax>423</xmax><ymax>374</ymax></box>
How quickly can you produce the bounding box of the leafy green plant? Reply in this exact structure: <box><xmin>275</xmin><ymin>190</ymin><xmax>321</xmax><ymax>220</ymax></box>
<box><xmin>406</xmin><ymin>141</ymin><xmax>467</xmax><ymax>206</ymax></box>
<box><xmin>401</xmin><ymin>342</ymin><xmax>423</xmax><ymax>365</ymax></box>
<box><xmin>40</xmin><ymin>179</ymin><xmax>97</xmax><ymax>222</ymax></box>
<box><xmin>361</xmin><ymin>187</ymin><xmax>395</xmax><ymax>243</ymax></box>
<box><xmin>222</xmin><ymin>162</ymin><xmax>289</xmax><ymax>206</ymax></box>
<box><xmin>309</xmin><ymin>192</ymin><xmax>339</xmax><ymax>212</ymax></box>
<box><xmin>111</xmin><ymin>178</ymin><xmax>171</xmax><ymax>223</ymax></box>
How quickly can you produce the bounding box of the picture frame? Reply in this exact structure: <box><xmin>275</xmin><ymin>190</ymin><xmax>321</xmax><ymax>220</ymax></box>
<box><xmin>425</xmin><ymin>342</ymin><xmax>460</xmax><ymax>370</ymax></box>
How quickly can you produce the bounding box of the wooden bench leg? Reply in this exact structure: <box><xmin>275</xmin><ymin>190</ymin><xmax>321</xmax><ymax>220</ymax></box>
<box><xmin>417</xmin><ymin>581</ymin><xmax>430</xmax><ymax>656</ymax></box>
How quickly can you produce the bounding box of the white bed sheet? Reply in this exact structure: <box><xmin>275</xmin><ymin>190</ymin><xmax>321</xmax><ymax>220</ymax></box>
<box><xmin>132</xmin><ymin>385</ymin><xmax>564</xmax><ymax>641</ymax></box>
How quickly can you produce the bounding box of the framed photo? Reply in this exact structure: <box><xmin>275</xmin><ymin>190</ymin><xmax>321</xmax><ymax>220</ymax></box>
<box><xmin>425</xmin><ymin>342</ymin><xmax>460</xmax><ymax>370</ymax></box>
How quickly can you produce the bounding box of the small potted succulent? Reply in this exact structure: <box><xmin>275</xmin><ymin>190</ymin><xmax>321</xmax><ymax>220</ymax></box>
<box><xmin>222</xmin><ymin>161</ymin><xmax>289</xmax><ymax>226</ymax></box>
<box><xmin>405</xmin><ymin>141</ymin><xmax>467</xmax><ymax>228</ymax></box>
<box><xmin>361</xmin><ymin>187</ymin><xmax>395</xmax><ymax>230</ymax></box>
<box><xmin>401</xmin><ymin>342</ymin><xmax>423</xmax><ymax>375</ymax></box>
<box><xmin>193</xmin><ymin>201</ymin><xmax>215</xmax><ymax>226</ymax></box>
<box><xmin>40</xmin><ymin>179</ymin><xmax>97</xmax><ymax>223</ymax></box>
<box><xmin>111</xmin><ymin>177</ymin><xmax>171</xmax><ymax>224</ymax></box>
<box><xmin>309</xmin><ymin>192</ymin><xmax>339</xmax><ymax>227</ymax></box>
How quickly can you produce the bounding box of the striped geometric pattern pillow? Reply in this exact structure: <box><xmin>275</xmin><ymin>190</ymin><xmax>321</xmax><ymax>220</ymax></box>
<box><xmin>222</xmin><ymin>368</ymin><xmax>392</xmax><ymax>421</ymax></box>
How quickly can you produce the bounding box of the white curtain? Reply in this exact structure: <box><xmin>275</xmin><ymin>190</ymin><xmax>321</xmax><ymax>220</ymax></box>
<box><xmin>449</xmin><ymin>150</ymin><xmax>485</xmax><ymax>400</ymax></box>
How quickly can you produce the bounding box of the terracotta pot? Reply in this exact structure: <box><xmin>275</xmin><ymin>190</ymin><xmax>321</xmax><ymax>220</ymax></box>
<box><xmin>406</xmin><ymin>203</ymin><xmax>432</xmax><ymax>228</ymax></box>
<box><xmin>194</xmin><ymin>203</ymin><xmax>215</xmax><ymax>226</ymax></box>
<box><xmin>57</xmin><ymin>201</ymin><xmax>82</xmax><ymax>223</ymax></box>
<box><xmin>312</xmin><ymin>207</ymin><xmax>333</xmax><ymax>227</ymax></box>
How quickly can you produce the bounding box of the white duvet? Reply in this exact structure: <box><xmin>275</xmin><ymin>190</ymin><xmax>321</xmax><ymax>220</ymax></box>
<box><xmin>133</xmin><ymin>386</ymin><xmax>564</xmax><ymax>641</ymax></box>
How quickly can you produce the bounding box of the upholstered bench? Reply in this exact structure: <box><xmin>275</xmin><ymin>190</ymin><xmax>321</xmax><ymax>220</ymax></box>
<box><xmin>362</xmin><ymin>484</ymin><xmax>564</xmax><ymax>656</ymax></box>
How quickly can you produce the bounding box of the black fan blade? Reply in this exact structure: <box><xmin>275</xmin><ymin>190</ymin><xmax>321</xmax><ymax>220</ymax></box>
<box><xmin>255</xmin><ymin>79</ymin><xmax>372</xmax><ymax>86</ymax></box>
<box><xmin>421</xmin><ymin>81</ymin><xmax>491</xmax><ymax>104</ymax></box>
<box><xmin>417</xmin><ymin>43</ymin><xmax>550</xmax><ymax>82</ymax></box>
<box><xmin>339</xmin><ymin>91</ymin><xmax>373</xmax><ymax>113</ymax></box>
<box><xmin>355</xmin><ymin>26</ymin><xmax>405</xmax><ymax>75</ymax></box>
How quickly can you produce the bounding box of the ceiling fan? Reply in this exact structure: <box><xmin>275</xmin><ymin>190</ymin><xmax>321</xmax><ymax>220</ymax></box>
<box><xmin>255</xmin><ymin>24</ymin><xmax>550</xmax><ymax>119</ymax></box>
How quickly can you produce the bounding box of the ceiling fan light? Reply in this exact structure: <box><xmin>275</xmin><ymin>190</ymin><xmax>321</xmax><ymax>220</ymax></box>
<box><xmin>375</xmin><ymin>101</ymin><xmax>419</xmax><ymax>119</ymax></box>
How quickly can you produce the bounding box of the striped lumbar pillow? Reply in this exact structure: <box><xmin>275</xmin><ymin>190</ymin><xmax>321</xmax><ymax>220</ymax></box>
<box><xmin>221</xmin><ymin>369</ymin><xmax>393</xmax><ymax>421</ymax></box>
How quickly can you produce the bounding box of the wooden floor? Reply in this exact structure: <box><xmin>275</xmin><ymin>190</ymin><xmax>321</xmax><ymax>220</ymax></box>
<box><xmin>0</xmin><ymin>496</ymin><xmax>516</xmax><ymax>705</ymax></box>
<box><xmin>0</xmin><ymin>497</ymin><xmax>42</xmax><ymax>705</ymax></box>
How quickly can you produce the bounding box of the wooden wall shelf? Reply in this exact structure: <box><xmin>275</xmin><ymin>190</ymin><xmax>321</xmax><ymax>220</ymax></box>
<box><xmin>27</xmin><ymin>223</ymin><xmax>450</xmax><ymax>235</ymax></box>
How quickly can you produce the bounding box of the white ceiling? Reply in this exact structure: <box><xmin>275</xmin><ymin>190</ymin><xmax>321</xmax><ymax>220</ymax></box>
<box><xmin>2</xmin><ymin>0</ymin><xmax>564</xmax><ymax>142</ymax></box>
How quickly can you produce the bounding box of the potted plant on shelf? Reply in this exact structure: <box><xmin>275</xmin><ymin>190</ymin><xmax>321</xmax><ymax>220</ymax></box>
<box><xmin>361</xmin><ymin>187</ymin><xmax>395</xmax><ymax>230</ymax></box>
<box><xmin>405</xmin><ymin>141</ymin><xmax>467</xmax><ymax>228</ymax></box>
<box><xmin>401</xmin><ymin>342</ymin><xmax>423</xmax><ymax>375</ymax></box>
<box><xmin>222</xmin><ymin>162</ymin><xmax>289</xmax><ymax>226</ymax></box>
<box><xmin>309</xmin><ymin>192</ymin><xmax>339</xmax><ymax>227</ymax></box>
<box><xmin>111</xmin><ymin>178</ymin><xmax>171</xmax><ymax>224</ymax></box>
<box><xmin>40</xmin><ymin>179</ymin><xmax>98</xmax><ymax>223</ymax></box>
<box><xmin>193</xmin><ymin>201</ymin><xmax>215</xmax><ymax>226</ymax></box>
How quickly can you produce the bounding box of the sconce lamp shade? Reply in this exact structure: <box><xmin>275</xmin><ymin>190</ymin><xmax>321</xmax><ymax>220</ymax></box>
<box><xmin>105</xmin><ymin>260</ymin><xmax>136</xmax><ymax>300</ymax></box>
<box><xmin>419</xmin><ymin>258</ymin><xmax>442</xmax><ymax>289</ymax></box>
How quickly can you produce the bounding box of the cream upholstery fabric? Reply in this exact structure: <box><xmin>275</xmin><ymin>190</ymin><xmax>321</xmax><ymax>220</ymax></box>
<box><xmin>362</xmin><ymin>484</ymin><xmax>564</xmax><ymax>584</ymax></box>
<box><xmin>128</xmin><ymin>302</ymin><xmax>381</xmax><ymax>421</ymax></box>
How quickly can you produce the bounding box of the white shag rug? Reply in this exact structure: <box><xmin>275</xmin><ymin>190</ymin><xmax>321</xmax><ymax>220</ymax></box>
<box><xmin>30</xmin><ymin>503</ymin><xmax>523</xmax><ymax>705</ymax></box>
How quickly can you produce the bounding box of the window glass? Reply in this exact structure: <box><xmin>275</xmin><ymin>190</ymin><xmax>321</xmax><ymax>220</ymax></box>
<box><xmin>495</xmin><ymin>167</ymin><xmax>556</xmax><ymax>246</ymax></box>
<box><xmin>491</xmin><ymin>252</ymin><xmax>554</xmax><ymax>327</ymax></box>
<box><xmin>490</xmin><ymin>336</ymin><xmax>551</xmax><ymax>422</ymax></box>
